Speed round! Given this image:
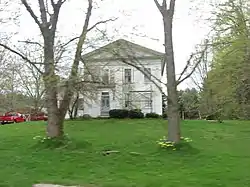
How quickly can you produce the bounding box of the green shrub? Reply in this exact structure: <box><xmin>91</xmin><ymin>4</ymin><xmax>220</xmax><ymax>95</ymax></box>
<box><xmin>162</xmin><ymin>112</ymin><xmax>168</xmax><ymax>119</ymax></box>
<box><xmin>184</xmin><ymin>111</ymin><xmax>200</xmax><ymax>119</ymax></box>
<box><xmin>145</xmin><ymin>112</ymin><xmax>160</xmax><ymax>118</ymax></box>
<box><xmin>128</xmin><ymin>109</ymin><xmax>144</xmax><ymax>119</ymax></box>
<box><xmin>109</xmin><ymin>109</ymin><xmax>129</xmax><ymax>119</ymax></box>
<box><xmin>109</xmin><ymin>109</ymin><xmax>144</xmax><ymax>119</ymax></box>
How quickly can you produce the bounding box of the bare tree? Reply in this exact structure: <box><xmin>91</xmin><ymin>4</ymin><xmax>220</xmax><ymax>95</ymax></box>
<box><xmin>0</xmin><ymin>0</ymin><xmax>116</xmax><ymax>137</ymax></box>
<box><xmin>153</xmin><ymin>0</ymin><xmax>211</xmax><ymax>143</ymax></box>
<box><xmin>16</xmin><ymin>63</ymin><xmax>45</xmax><ymax>112</ymax></box>
<box><xmin>190</xmin><ymin>42</ymin><xmax>210</xmax><ymax>91</ymax></box>
<box><xmin>153</xmin><ymin>0</ymin><xmax>181</xmax><ymax>142</ymax></box>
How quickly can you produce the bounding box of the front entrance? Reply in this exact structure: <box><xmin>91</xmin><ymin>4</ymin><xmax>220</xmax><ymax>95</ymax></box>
<box><xmin>101</xmin><ymin>92</ymin><xmax>110</xmax><ymax>116</ymax></box>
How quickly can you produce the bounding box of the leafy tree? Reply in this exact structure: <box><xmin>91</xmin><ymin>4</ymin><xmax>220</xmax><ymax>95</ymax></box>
<box><xmin>178</xmin><ymin>88</ymin><xmax>200</xmax><ymax>119</ymax></box>
<box><xmin>201</xmin><ymin>0</ymin><xmax>250</xmax><ymax>119</ymax></box>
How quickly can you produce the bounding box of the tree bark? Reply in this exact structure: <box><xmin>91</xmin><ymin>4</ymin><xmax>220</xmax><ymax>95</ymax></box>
<box><xmin>153</xmin><ymin>0</ymin><xmax>181</xmax><ymax>142</ymax></box>
<box><xmin>73</xmin><ymin>92</ymin><xmax>79</xmax><ymax>118</ymax></box>
<box><xmin>43</xmin><ymin>31</ymin><xmax>63</xmax><ymax>137</ymax></box>
<box><xmin>162</xmin><ymin>0</ymin><xmax>181</xmax><ymax>143</ymax></box>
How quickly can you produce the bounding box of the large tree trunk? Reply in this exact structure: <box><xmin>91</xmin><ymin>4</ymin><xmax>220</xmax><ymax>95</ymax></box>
<box><xmin>44</xmin><ymin>82</ymin><xmax>63</xmax><ymax>137</ymax></box>
<box><xmin>153</xmin><ymin>0</ymin><xmax>181</xmax><ymax>142</ymax></box>
<box><xmin>43</xmin><ymin>32</ymin><xmax>64</xmax><ymax>137</ymax></box>
<box><xmin>163</xmin><ymin>10</ymin><xmax>181</xmax><ymax>143</ymax></box>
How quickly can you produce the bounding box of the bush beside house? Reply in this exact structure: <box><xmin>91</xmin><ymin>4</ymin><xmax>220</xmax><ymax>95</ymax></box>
<box><xmin>109</xmin><ymin>109</ymin><xmax>144</xmax><ymax>119</ymax></box>
<box><xmin>145</xmin><ymin>112</ymin><xmax>160</xmax><ymax>118</ymax></box>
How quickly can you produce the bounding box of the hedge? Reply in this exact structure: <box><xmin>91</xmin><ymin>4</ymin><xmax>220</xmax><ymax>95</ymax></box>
<box><xmin>109</xmin><ymin>109</ymin><xmax>144</xmax><ymax>119</ymax></box>
<box><xmin>145</xmin><ymin>112</ymin><xmax>160</xmax><ymax>118</ymax></box>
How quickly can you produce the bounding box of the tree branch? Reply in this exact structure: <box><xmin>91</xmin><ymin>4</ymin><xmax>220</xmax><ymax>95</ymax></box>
<box><xmin>154</xmin><ymin>0</ymin><xmax>164</xmax><ymax>15</ymax></box>
<box><xmin>21</xmin><ymin>0</ymin><xmax>42</xmax><ymax>29</ymax></box>
<box><xmin>59</xmin><ymin>0</ymin><xmax>93</xmax><ymax>113</ymax></box>
<box><xmin>18</xmin><ymin>40</ymin><xmax>43</xmax><ymax>48</ymax></box>
<box><xmin>177</xmin><ymin>43</ymin><xmax>208</xmax><ymax>85</ymax></box>
<box><xmin>60</xmin><ymin>37</ymin><xmax>80</xmax><ymax>49</ymax></box>
<box><xmin>108</xmin><ymin>49</ymin><xmax>166</xmax><ymax>97</ymax></box>
<box><xmin>177</xmin><ymin>54</ymin><xmax>194</xmax><ymax>82</ymax></box>
<box><xmin>0</xmin><ymin>43</ymin><xmax>43</xmax><ymax>74</ymax></box>
<box><xmin>38</xmin><ymin>0</ymin><xmax>48</xmax><ymax>25</ymax></box>
<box><xmin>169</xmin><ymin>0</ymin><xmax>176</xmax><ymax>17</ymax></box>
<box><xmin>51</xmin><ymin>0</ymin><xmax>56</xmax><ymax>7</ymax></box>
<box><xmin>50</xmin><ymin>0</ymin><xmax>65</xmax><ymax>35</ymax></box>
<box><xmin>87</xmin><ymin>18</ymin><xmax>118</xmax><ymax>32</ymax></box>
<box><xmin>16</xmin><ymin>69</ymin><xmax>35</xmax><ymax>98</ymax></box>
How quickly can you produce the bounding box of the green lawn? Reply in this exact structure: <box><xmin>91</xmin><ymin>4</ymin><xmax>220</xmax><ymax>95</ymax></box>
<box><xmin>0</xmin><ymin>119</ymin><xmax>249</xmax><ymax>187</ymax></box>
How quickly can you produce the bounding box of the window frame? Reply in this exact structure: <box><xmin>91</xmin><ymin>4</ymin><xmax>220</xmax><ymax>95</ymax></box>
<box><xmin>124</xmin><ymin>68</ymin><xmax>132</xmax><ymax>83</ymax></box>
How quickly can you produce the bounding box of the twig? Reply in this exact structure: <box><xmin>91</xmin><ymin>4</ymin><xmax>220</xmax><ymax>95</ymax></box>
<box><xmin>87</xmin><ymin>18</ymin><xmax>118</xmax><ymax>32</ymax></box>
<box><xmin>18</xmin><ymin>40</ymin><xmax>43</xmax><ymax>48</ymax></box>
<box><xmin>0</xmin><ymin>43</ymin><xmax>43</xmax><ymax>74</ymax></box>
<box><xmin>176</xmin><ymin>40</ymin><xmax>209</xmax><ymax>85</ymax></box>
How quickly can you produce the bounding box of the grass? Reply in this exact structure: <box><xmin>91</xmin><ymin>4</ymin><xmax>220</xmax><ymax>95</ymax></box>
<box><xmin>0</xmin><ymin>119</ymin><xmax>250</xmax><ymax>187</ymax></box>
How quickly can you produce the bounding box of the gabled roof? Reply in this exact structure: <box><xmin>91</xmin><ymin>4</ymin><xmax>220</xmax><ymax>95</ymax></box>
<box><xmin>82</xmin><ymin>39</ymin><xmax>165</xmax><ymax>75</ymax></box>
<box><xmin>82</xmin><ymin>39</ymin><xmax>164</xmax><ymax>59</ymax></box>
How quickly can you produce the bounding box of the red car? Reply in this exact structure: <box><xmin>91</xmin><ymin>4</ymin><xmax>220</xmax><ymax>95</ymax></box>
<box><xmin>30</xmin><ymin>114</ymin><xmax>48</xmax><ymax>121</ymax></box>
<box><xmin>0</xmin><ymin>112</ymin><xmax>26</xmax><ymax>125</ymax></box>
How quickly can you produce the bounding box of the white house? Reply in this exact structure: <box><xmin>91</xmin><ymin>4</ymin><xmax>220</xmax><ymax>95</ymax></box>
<box><xmin>71</xmin><ymin>39</ymin><xmax>165</xmax><ymax>118</ymax></box>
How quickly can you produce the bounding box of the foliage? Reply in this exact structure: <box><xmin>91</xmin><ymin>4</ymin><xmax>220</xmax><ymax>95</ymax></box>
<box><xmin>128</xmin><ymin>109</ymin><xmax>144</xmax><ymax>119</ymax></box>
<box><xmin>109</xmin><ymin>109</ymin><xmax>129</xmax><ymax>119</ymax></box>
<box><xmin>205</xmin><ymin>110</ymin><xmax>222</xmax><ymax>121</ymax></box>
<box><xmin>199</xmin><ymin>0</ymin><xmax>250</xmax><ymax>119</ymax></box>
<box><xmin>145</xmin><ymin>112</ymin><xmax>160</xmax><ymax>118</ymax></box>
<box><xmin>109</xmin><ymin>109</ymin><xmax>144</xmax><ymax>119</ymax></box>
<box><xmin>178</xmin><ymin>88</ymin><xmax>200</xmax><ymax>119</ymax></box>
<box><xmin>0</xmin><ymin>120</ymin><xmax>250</xmax><ymax>186</ymax></box>
<box><xmin>162</xmin><ymin>112</ymin><xmax>168</xmax><ymax>119</ymax></box>
<box><xmin>157</xmin><ymin>136</ymin><xmax>193</xmax><ymax>151</ymax></box>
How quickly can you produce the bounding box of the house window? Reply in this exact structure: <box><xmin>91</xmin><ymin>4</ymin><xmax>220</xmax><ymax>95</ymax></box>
<box><xmin>124</xmin><ymin>93</ymin><xmax>131</xmax><ymax>107</ymax></box>
<box><xmin>101</xmin><ymin>92</ymin><xmax>110</xmax><ymax>108</ymax></box>
<box><xmin>144</xmin><ymin>68</ymin><xmax>151</xmax><ymax>82</ymax></box>
<box><xmin>144</xmin><ymin>93</ymin><xmax>152</xmax><ymax>108</ymax></box>
<box><xmin>77</xmin><ymin>98</ymin><xmax>84</xmax><ymax>110</ymax></box>
<box><xmin>102</xmin><ymin>69</ymin><xmax>109</xmax><ymax>84</ymax></box>
<box><xmin>145</xmin><ymin>100</ymin><xmax>152</xmax><ymax>108</ymax></box>
<box><xmin>110</xmin><ymin>70</ymin><xmax>115</xmax><ymax>83</ymax></box>
<box><xmin>124</xmin><ymin>69</ymin><xmax>132</xmax><ymax>83</ymax></box>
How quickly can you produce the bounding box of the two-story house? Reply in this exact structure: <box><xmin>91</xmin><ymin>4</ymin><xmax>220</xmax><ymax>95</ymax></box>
<box><xmin>76</xmin><ymin>39</ymin><xmax>164</xmax><ymax>118</ymax></box>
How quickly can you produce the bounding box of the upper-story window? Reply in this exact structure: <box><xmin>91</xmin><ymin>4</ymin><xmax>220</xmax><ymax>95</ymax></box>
<box><xmin>144</xmin><ymin>68</ymin><xmax>151</xmax><ymax>83</ymax></box>
<box><xmin>110</xmin><ymin>69</ymin><xmax>115</xmax><ymax>84</ymax></box>
<box><xmin>102</xmin><ymin>69</ymin><xmax>109</xmax><ymax>84</ymax></box>
<box><xmin>124</xmin><ymin>68</ymin><xmax>132</xmax><ymax>83</ymax></box>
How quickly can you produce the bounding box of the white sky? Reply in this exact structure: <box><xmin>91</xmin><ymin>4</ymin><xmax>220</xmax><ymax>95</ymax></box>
<box><xmin>1</xmin><ymin>0</ymin><xmax>213</xmax><ymax>89</ymax></box>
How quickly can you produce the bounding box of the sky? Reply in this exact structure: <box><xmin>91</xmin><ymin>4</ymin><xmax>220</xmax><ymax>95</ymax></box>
<box><xmin>1</xmin><ymin>0</ymin><xmax>212</xmax><ymax>89</ymax></box>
